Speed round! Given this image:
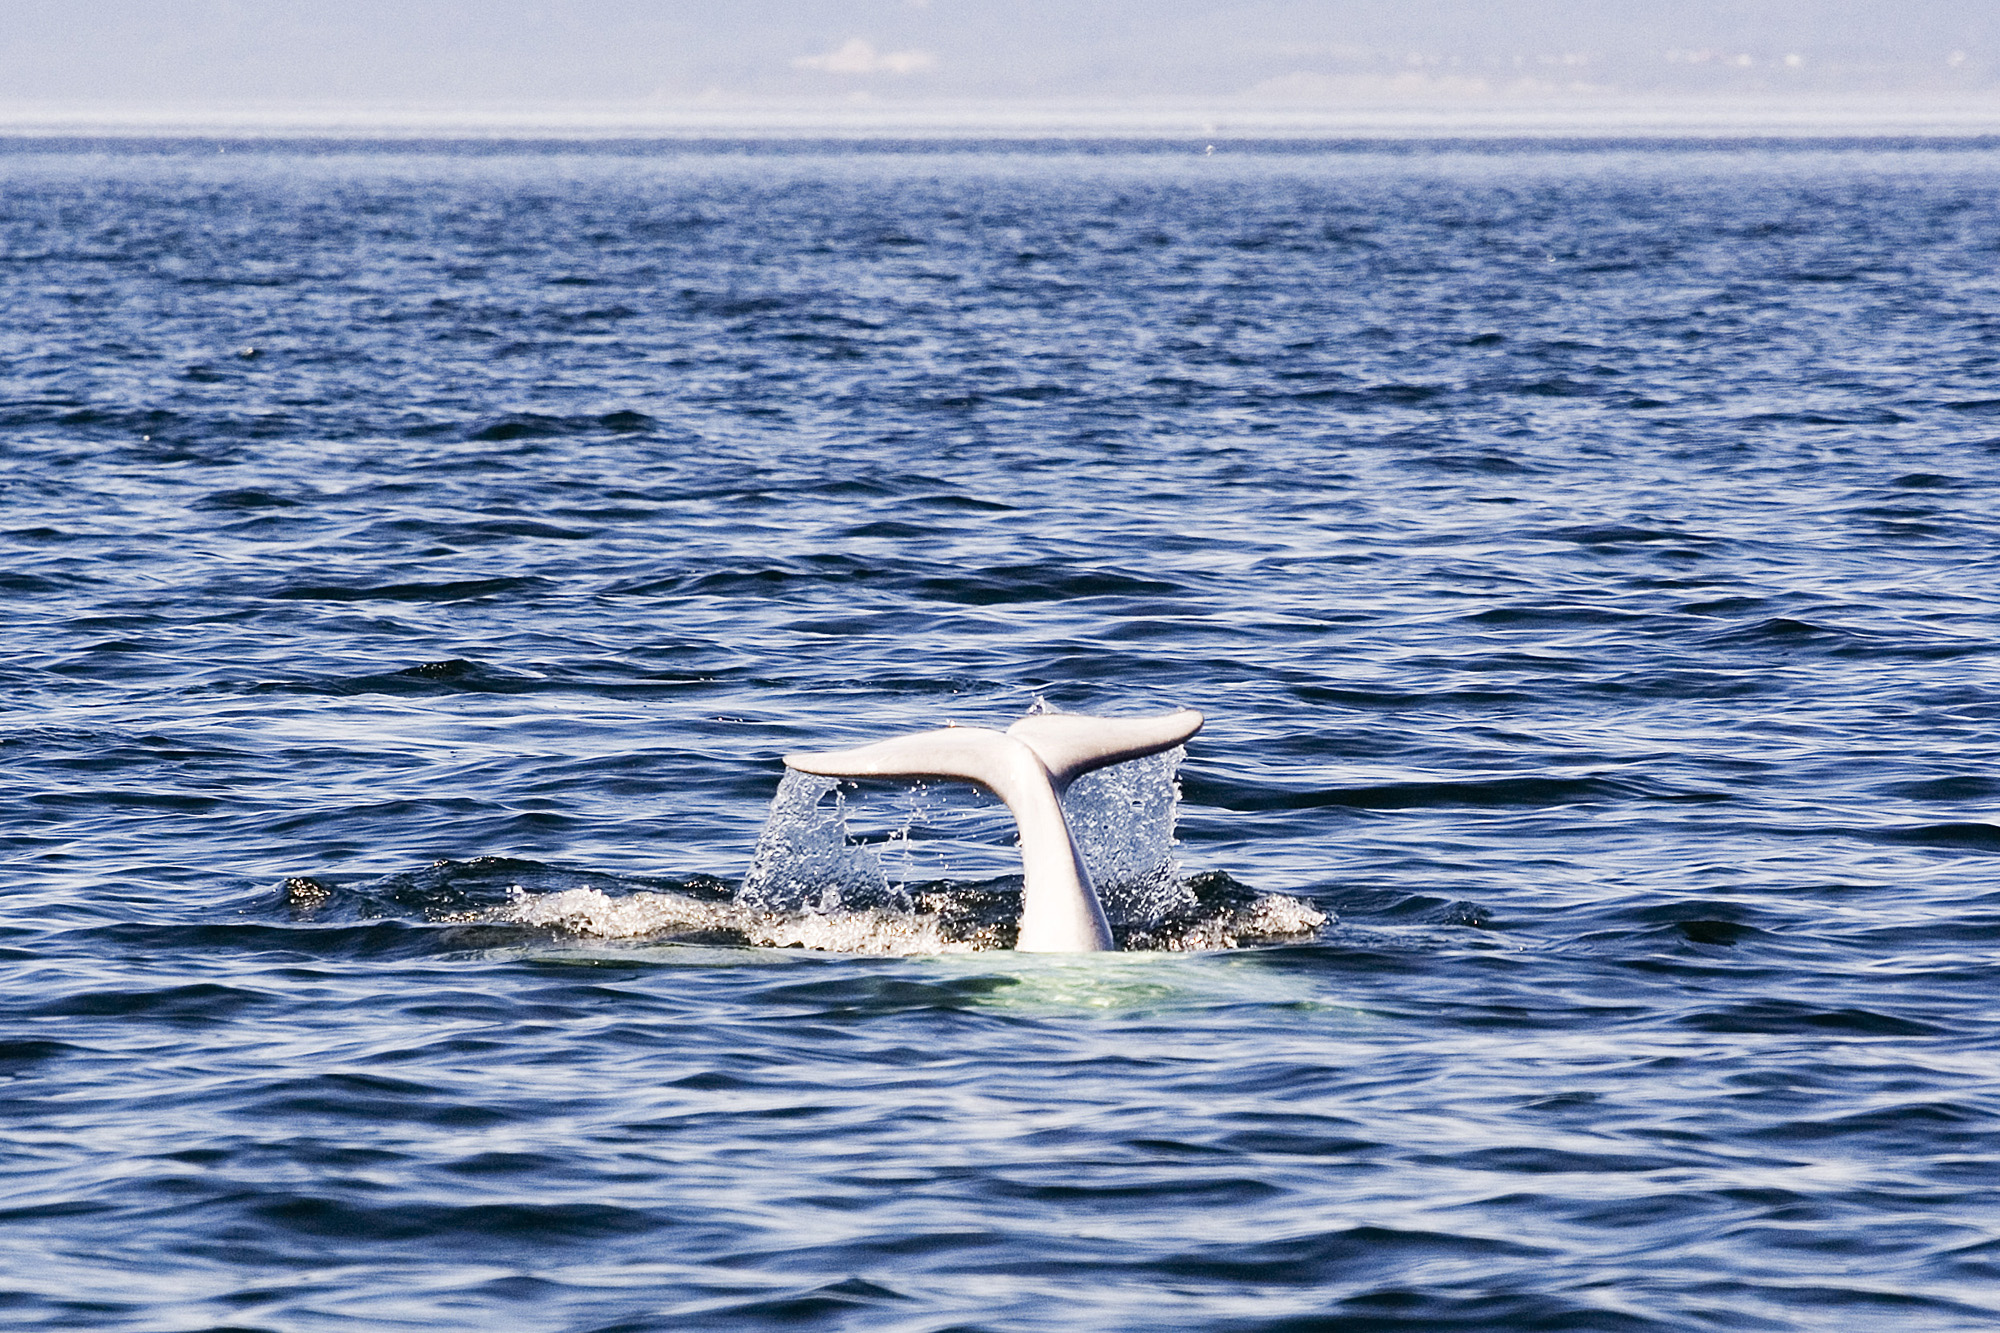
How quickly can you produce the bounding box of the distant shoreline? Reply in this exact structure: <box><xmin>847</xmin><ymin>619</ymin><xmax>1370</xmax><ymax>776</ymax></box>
<box><xmin>10</xmin><ymin>136</ymin><xmax>2000</xmax><ymax>159</ymax></box>
<box><xmin>8</xmin><ymin>98</ymin><xmax>2000</xmax><ymax>143</ymax></box>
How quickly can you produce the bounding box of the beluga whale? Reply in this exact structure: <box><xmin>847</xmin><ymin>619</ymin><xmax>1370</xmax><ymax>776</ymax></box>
<box><xmin>783</xmin><ymin>709</ymin><xmax>1204</xmax><ymax>952</ymax></box>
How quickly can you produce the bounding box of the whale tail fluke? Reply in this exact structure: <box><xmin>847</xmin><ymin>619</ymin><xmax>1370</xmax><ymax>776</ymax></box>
<box><xmin>781</xmin><ymin>709</ymin><xmax>1203</xmax><ymax>797</ymax></box>
<box><xmin>780</xmin><ymin>709</ymin><xmax>1203</xmax><ymax>952</ymax></box>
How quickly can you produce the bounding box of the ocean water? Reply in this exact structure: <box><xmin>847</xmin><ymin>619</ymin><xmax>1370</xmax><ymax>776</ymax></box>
<box><xmin>3</xmin><ymin>136</ymin><xmax>2000</xmax><ymax>1331</ymax></box>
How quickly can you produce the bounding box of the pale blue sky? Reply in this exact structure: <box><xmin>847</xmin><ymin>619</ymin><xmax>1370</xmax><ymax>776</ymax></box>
<box><xmin>3</xmin><ymin>1</ymin><xmax>1994</xmax><ymax>108</ymax></box>
<box><xmin>3</xmin><ymin>0</ymin><xmax>1997</xmax><ymax>139</ymax></box>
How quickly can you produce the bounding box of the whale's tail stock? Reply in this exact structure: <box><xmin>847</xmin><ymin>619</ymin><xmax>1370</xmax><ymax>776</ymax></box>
<box><xmin>782</xmin><ymin>709</ymin><xmax>1202</xmax><ymax>951</ymax></box>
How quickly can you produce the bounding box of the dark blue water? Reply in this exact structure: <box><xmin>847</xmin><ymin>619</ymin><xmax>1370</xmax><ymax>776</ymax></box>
<box><xmin>4</xmin><ymin>138</ymin><xmax>2000</xmax><ymax>1331</ymax></box>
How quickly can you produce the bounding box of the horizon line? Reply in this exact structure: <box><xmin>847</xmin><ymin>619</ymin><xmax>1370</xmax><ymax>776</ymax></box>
<box><xmin>9</xmin><ymin>95</ymin><xmax>2000</xmax><ymax>141</ymax></box>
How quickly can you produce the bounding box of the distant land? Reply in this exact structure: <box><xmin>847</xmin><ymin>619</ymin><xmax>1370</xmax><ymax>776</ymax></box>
<box><xmin>7</xmin><ymin>98</ymin><xmax>2000</xmax><ymax>142</ymax></box>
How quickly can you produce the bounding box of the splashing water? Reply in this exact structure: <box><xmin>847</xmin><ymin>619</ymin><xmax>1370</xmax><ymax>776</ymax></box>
<box><xmin>1063</xmin><ymin>747</ymin><xmax>1193</xmax><ymax>921</ymax></box>
<box><xmin>719</xmin><ymin>729</ymin><xmax>1323</xmax><ymax>951</ymax></box>
<box><xmin>369</xmin><ymin>737</ymin><xmax>1323</xmax><ymax>955</ymax></box>
<box><xmin>738</xmin><ymin>770</ymin><xmax>902</xmax><ymax>914</ymax></box>
<box><xmin>744</xmin><ymin>731</ymin><xmax>1188</xmax><ymax>917</ymax></box>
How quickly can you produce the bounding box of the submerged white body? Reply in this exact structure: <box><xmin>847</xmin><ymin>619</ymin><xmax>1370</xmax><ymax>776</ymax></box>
<box><xmin>782</xmin><ymin>709</ymin><xmax>1203</xmax><ymax>952</ymax></box>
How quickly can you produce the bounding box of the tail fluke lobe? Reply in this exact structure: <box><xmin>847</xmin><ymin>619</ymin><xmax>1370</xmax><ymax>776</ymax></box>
<box><xmin>1006</xmin><ymin>708</ymin><xmax>1203</xmax><ymax>790</ymax></box>
<box><xmin>784</xmin><ymin>725</ymin><xmax>1033</xmax><ymax>792</ymax></box>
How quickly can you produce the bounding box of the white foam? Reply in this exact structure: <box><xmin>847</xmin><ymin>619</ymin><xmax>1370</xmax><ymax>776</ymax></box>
<box><xmin>502</xmin><ymin>886</ymin><xmax>733</xmax><ymax>938</ymax></box>
<box><xmin>496</xmin><ymin>880</ymin><xmax>1326</xmax><ymax>955</ymax></box>
<box><xmin>497</xmin><ymin>884</ymin><xmax>981</xmax><ymax>956</ymax></box>
<box><xmin>1122</xmin><ymin>894</ymin><xmax>1330</xmax><ymax>952</ymax></box>
<box><xmin>739</xmin><ymin>908</ymin><xmax>976</xmax><ymax>955</ymax></box>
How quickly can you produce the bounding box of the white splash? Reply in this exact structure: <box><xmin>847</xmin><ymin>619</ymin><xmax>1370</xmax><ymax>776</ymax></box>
<box><xmin>1062</xmin><ymin>745</ymin><xmax>1195</xmax><ymax>920</ymax></box>
<box><xmin>1127</xmin><ymin>893</ymin><xmax>1329</xmax><ymax>952</ymax></box>
<box><xmin>502</xmin><ymin>885</ymin><xmax>733</xmax><ymax>938</ymax></box>
<box><xmin>497</xmin><ymin>883</ymin><xmax>977</xmax><ymax>956</ymax></box>
<box><xmin>739</xmin><ymin>906</ymin><xmax>975</xmax><ymax>954</ymax></box>
<box><xmin>738</xmin><ymin>770</ymin><xmax>902</xmax><ymax>914</ymax></box>
<box><xmin>490</xmin><ymin>727</ymin><xmax>1326</xmax><ymax>955</ymax></box>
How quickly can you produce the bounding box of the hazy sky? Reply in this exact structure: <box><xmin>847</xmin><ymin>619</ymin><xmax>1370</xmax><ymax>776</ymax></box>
<box><xmin>5</xmin><ymin>1</ymin><xmax>1997</xmax><ymax>113</ymax></box>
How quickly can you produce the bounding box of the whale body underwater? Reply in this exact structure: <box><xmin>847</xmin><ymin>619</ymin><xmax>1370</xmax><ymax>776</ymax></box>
<box><xmin>783</xmin><ymin>709</ymin><xmax>1204</xmax><ymax>952</ymax></box>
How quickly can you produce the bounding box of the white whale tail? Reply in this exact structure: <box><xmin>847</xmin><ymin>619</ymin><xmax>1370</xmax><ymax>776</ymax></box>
<box><xmin>782</xmin><ymin>709</ymin><xmax>1203</xmax><ymax>952</ymax></box>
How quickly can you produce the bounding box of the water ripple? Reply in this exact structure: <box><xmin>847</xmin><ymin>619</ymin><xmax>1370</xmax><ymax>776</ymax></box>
<box><xmin>1</xmin><ymin>138</ymin><xmax>1998</xmax><ymax>1331</ymax></box>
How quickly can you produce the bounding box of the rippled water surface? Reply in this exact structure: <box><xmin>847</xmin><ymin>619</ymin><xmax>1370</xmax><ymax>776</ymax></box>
<box><xmin>4</xmin><ymin>138</ymin><xmax>2000</xmax><ymax>1330</ymax></box>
